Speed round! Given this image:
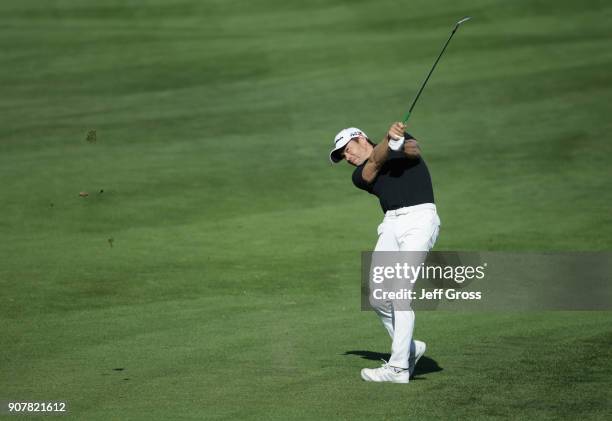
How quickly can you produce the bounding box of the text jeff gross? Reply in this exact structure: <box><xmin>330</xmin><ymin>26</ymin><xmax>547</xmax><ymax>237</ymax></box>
<box><xmin>372</xmin><ymin>288</ymin><xmax>482</xmax><ymax>300</ymax></box>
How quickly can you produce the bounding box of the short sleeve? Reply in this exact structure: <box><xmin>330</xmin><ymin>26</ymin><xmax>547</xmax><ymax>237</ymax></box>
<box><xmin>352</xmin><ymin>164</ymin><xmax>373</xmax><ymax>192</ymax></box>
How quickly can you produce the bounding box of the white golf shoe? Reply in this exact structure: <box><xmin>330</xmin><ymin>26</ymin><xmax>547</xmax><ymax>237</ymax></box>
<box><xmin>409</xmin><ymin>340</ymin><xmax>427</xmax><ymax>376</ymax></box>
<box><xmin>360</xmin><ymin>361</ymin><xmax>410</xmax><ymax>383</ymax></box>
<box><xmin>360</xmin><ymin>340</ymin><xmax>427</xmax><ymax>383</ymax></box>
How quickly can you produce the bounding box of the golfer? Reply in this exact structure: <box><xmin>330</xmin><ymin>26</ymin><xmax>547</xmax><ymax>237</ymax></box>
<box><xmin>330</xmin><ymin>122</ymin><xmax>440</xmax><ymax>383</ymax></box>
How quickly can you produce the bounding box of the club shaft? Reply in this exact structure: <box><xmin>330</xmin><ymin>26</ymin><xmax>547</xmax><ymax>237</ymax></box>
<box><xmin>403</xmin><ymin>24</ymin><xmax>462</xmax><ymax>124</ymax></box>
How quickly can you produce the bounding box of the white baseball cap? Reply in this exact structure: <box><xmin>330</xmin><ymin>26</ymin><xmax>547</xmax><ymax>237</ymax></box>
<box><xmin>329</xmin><ymin>127</ymin><xmax>368</xmax><ymax>163</ymax></box>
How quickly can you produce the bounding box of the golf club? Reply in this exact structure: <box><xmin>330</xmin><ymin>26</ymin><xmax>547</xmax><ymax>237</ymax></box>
<box><xmin>402</xmin><ymin>16</ymin><xmax>472</xmax><ymax>124</ymax></box>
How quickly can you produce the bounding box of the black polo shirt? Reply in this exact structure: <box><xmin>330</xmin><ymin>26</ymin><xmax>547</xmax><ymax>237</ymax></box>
<box><xmin>352</xmin><ymin>137</ymin><xmax>434</xmax><ymax>213</ymax></box>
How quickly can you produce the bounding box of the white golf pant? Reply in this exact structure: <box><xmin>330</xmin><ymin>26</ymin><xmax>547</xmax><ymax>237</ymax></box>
<box><xmin>372</xmin><ymin>203</ymin><xmax>440</xmax><ymax>369</ymax></box>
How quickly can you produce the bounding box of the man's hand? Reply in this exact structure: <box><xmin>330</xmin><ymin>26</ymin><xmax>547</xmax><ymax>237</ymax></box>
<box><xmin>387</xmin><ymin>122</ymin><xmax>406</xmax><ymax>151</ymax></box>
<box><xmin>387</xmin><ymin>122</ymin><xmax>406</xmax><ymax>140</ymax></box>
<box><xmin>362</xmin><ymin>122</ymin><xmax>420</xmax><ymax>183</ymax></box>
<box><xmin>389</xmin><ymin>121</ymin><xmax>420</xmax><ymax>158</ymax></box>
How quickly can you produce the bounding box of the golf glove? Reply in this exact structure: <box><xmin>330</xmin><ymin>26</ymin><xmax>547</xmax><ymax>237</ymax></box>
<box><xmin>388</xmin><ymin>136</ymin><xmax>405</xmax><ymax>151</ymax></box>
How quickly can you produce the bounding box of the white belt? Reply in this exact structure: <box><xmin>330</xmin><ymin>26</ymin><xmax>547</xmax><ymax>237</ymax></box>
<box><xmin>385</xmin><ymin>203</ymin><xmax>436</xmax><ymax>217</ymax></box>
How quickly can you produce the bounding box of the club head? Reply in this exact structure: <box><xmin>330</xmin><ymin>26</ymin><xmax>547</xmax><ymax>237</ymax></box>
<box><xmin>456</xmin><ymin>16</ymin><xmax>472</xmax><ymax>26</ymax></box>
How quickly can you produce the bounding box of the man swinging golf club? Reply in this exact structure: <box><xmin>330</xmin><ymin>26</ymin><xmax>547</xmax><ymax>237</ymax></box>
<box><xmin>330</xmin><ymin>16</ymin><xmax>469</xmax><ymax>383</ymax></box>
<box><xmin>330</xmin><ymin>124</ymin><xmax>440</xmax><ymax>383</ymax></box>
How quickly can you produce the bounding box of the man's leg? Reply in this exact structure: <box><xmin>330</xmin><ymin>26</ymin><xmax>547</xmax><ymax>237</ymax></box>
<box><xmin>370</xmin><ymin>219</ymin><xmax>398</xmax><ymax>339</ymax></box>
<box><xmin>387</xmin><ymin>208</ymin><xmax>441</xmax><ymax>369</ymax></box>
<box><xmin>387</xmin><ymin>310</ymin><xmax>415</xmax><ymax>368</ymax></box>
<box><xmin>362</xmin><ymin>211</ymin><xmax>439</xmax><ymax>383</ymax></box>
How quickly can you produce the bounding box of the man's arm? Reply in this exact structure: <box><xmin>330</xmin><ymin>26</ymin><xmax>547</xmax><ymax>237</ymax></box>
<box><xmin>402</xmin><ymin>137</ymin><xmax>421</xmax><ymax>159</ymax></box>
<box><xmin>362</xmin><ymin>122</ymin><xmax>420</xmax><ymax>183</ymax></box>
<box><xmin>361</xmin><ymin>133</ymin><xmax>392</xmax><ymax>184</ymax></box>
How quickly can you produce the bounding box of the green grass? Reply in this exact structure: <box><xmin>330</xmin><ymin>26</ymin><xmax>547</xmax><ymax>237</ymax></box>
<box><xmin>1</xmin><ymin>0</ymin><xmax>611</xmax><ymax>419</ymax></box>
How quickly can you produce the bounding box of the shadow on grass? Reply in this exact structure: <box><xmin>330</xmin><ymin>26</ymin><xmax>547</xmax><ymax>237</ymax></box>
<box><xmin>343</xmin><ymin>350</ymin><xmax>443</xmax><ymax>378</ymax></box>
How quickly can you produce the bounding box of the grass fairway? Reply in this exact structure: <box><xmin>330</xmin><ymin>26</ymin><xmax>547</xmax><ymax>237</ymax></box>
<box><xmin>1</xmin><ymin>0</ymin><xmax>611</xmax><ymax>419</ymax></box>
